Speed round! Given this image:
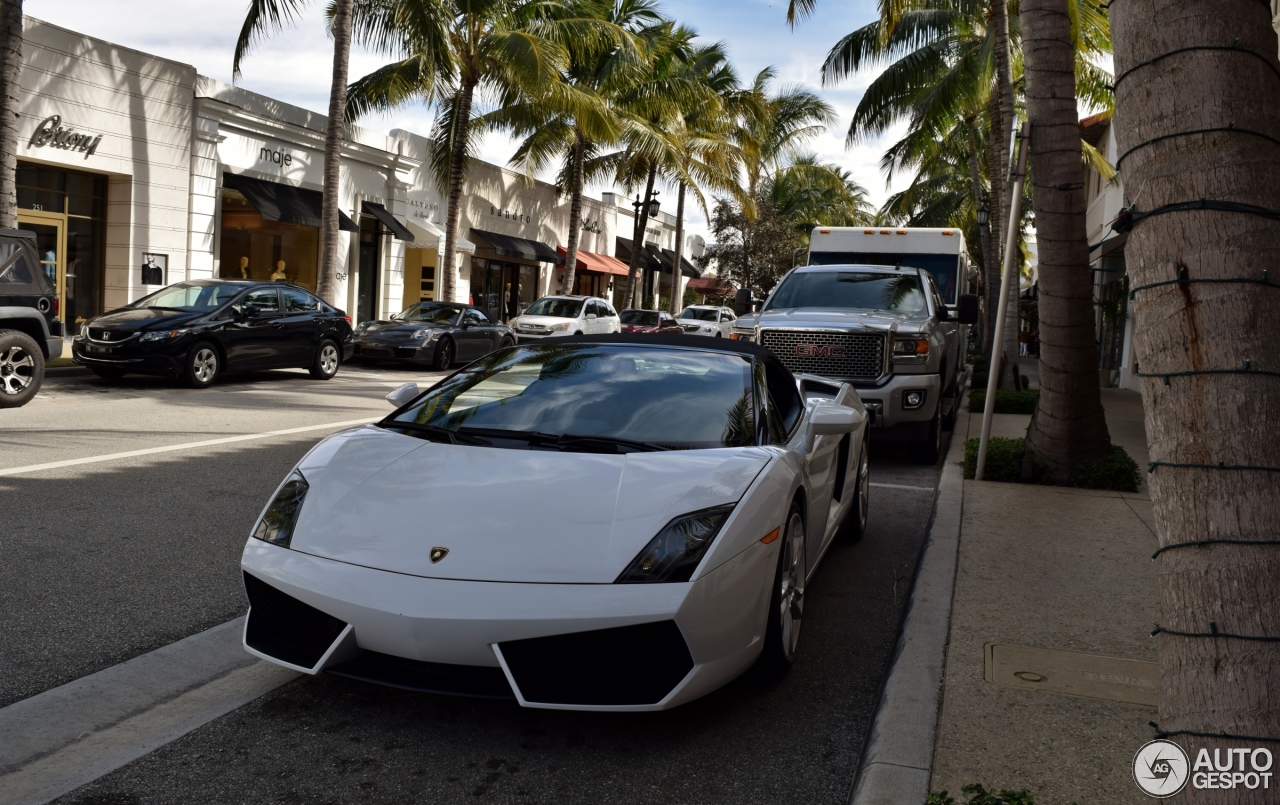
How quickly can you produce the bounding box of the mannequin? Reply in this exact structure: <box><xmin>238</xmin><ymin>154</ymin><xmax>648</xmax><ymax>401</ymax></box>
<box><xmin>239</xmin><ymin>256</ymin><xmax>250</xmax><ymax>279</ymax></box>
<box><xmin>270</xmin><ymin>260</ymin><xmax>287</xmax><ymax>282</ymax></box>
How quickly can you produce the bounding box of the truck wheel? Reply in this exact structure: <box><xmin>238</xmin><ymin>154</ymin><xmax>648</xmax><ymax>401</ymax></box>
<box><xmin>914</xmin><ymin>393</ymin><xmax>943</xmax><ymax>465</ymax></box>
<box><xmin>0</xmin><ymin>329</ymin><xmax>43</xmax><ymax>408</ymax></box>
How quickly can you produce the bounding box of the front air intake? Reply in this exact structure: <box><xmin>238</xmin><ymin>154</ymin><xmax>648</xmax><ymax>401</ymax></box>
<box><xmin>327</xmin><ymin>651</ymin><xmax>515</xmax><ymax>699</ymax></box>
<box><xmin>498</xmin><ymin>620</ymin><xmax>694</xmax><ymax>706</ymax></box>
<box><xmin>243</xmin><ymin>573</ymin><xmax>347</xmax><ymax>669</ymax></box>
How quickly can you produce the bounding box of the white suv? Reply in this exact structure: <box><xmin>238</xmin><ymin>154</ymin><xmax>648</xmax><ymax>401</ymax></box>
<box><xmin>677</xmin><ymin>305</ymin><xmax>736</xmax><ymax>337</ymax></box>
<box><xmin>513</xmin><ymin>296</ymin><xmax>621</xmax><ymax>341</ymax></box>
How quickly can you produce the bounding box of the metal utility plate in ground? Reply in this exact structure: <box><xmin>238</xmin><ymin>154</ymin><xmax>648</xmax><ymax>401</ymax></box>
<box><xmin>984</xmin><ymin>643</ymin><xmax>1157</xmax><ymax>706</ymax></box>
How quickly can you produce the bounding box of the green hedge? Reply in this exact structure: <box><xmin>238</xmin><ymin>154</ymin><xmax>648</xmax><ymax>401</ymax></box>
<box><xmin>1074</xmin><ymin>445</ymin><xmax>1142</xmax><ymax>492</ymax></box>
<box><xmin>964</xmin><ymin>437</ymin><xmax>1141</xmax><ymax>491</ymax></box>
<box><xmin>929</xmin><ymin>784</ymin><xmax>1037</xmax><ymax>805</ymax></box>
<box><xmin>968</xmin><ymin>388</ymin><xmax>1039</xmax><ymax>414</ymax></box>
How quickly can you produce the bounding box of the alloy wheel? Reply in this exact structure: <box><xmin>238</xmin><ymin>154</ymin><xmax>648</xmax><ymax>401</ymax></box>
<box><xmin>778</xmin><ymin>510</ymin><xmax>806</xmax><ymax>661</ymax></box>
<box><xmin>193</xmin><ymin>348</ymin><xmax>218</xmax><ymax>383</ymax></box>
<box><xmin>319</xmin><ymin>344</ymin><xmax>339</xmax><ymax>375</ymax></box>
<box><xmin>0</xmin><ymin>345</ymin><xmax>35</xmax><ymax>396</ymax></box>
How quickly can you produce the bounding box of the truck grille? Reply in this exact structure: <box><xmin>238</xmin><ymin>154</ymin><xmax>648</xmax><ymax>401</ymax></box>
<box><xmin>760</xmin><ymin>330</ymin><xmax>886</xmax><ymax>381</ymax></box>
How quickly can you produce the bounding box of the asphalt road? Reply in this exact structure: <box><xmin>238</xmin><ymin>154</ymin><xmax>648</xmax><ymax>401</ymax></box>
<box><xmin>1</xmin><ymin>362</ymin><xmax>952</xmax><ymax>804</ymax></box>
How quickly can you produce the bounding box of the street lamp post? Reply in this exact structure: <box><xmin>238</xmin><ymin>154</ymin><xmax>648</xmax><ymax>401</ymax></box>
<box><xmin>631</xmin><ymin>191</ymin><xmax>660</xmax><ymax>307</ymax></box>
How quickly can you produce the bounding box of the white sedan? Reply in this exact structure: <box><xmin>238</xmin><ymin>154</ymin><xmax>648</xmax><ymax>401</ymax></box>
<box><xmin>678</xmin><ymin>305</ymin><xmax>737</xmax><ymax>337</ymax></box>
<box><xmin>511</xmin><ymin>295</ymin><xmax>620</xmax><ymax>341</ymax></box>
<box><xmin>240</xmin><ymin>335</ymin><xmax>870</xmax><ymax>711</ymax></box>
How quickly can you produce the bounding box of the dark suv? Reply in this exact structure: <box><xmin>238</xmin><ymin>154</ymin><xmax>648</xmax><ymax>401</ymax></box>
<box><xmin>0</xmin><ymin>228</ymin><xmax>63</xmax><ymax>408</ymax></box>
<box><xmin>73</xmin><ymin>279</ymin><xmax>355</xmax><ymax>388</ymax></box>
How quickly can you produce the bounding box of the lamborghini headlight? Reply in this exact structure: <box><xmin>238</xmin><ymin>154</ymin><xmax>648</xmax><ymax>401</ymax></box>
<box><xmin>615</xmin><ymin>504</ymin><xmax>735</xmax><ymax>583</ymax></box>
<box><xmin>251</xmin><ymin>472</ymin><xmax>308</xmax><ymax>548</ymax></box>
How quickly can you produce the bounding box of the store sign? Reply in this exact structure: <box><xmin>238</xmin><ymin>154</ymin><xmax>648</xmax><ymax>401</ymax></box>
<box><xmin>29</xmin><ymin>115</ymin><xmax>103</xmax><ymax>159</ymax></box>
<box><xmin>581</xmin><ymin>217</ymin><xmax>602</xmax><ymax>233</ymax></box>
<box><xmin>488</xmin><ymin>203</ymin><xmax>533</xmax><ymax>224</ymax></box>
<box><xmin>258</xmin><ymin>146</ymin><xmax>295</xmax><ymax>167</ymax></box>
<box><xmin>407</xmin><ymin>198</ymin><xmax>439</xmax><ymax>220</ymax></box>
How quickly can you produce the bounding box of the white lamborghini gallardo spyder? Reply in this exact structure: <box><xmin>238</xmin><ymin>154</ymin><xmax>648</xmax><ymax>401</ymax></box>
<box><xmin>240</xmin><ymin>334</ymin><xmax>870</xmax><ymax>711</ymax></box>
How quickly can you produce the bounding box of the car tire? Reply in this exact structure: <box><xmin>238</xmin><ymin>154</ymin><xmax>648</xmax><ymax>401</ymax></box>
<box><xmin>91</xmin><ymin>367</ymin><xmax>127</xmax><ymax>381</ymax></box>
<box><xmin>914</xmin><ymin>390</ymin><xmax>943</xmax><ymax>465</ymax></box>
<box><xmin>432</xmin><ymin>337</ymin><xmax>455</xmax><ymax>371</ymax></box>
<box><xmin>181</xmin><ymin>341</ymin><xmax>221</xmax><ymax>389</ymax></box>
<box><xmin>838</xmin><ymin>436</ymin><xmax>870</xmax><ymax>542</ymax></box>
<box><xmin>499</xmin><ymin>336</ymin><xmax>515</xmax><ymax>350</ymax></box>
<box><xmin>757</xmin><ymin>499</ymin><xmax>806</xmax><ymax>677</ymax></box>
<box><xmin>0</xmin><ymin>328</ymin><xmax>43</xmax><ymax>408</ymax></box>
<box><xmin>309</xmin><ymin>339</ymin><xmax>341</xmax><ymax>380</ymax></box>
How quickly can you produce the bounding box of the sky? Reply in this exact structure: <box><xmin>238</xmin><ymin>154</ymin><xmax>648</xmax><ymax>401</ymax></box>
<box><xmin>26</xmin><ymin>0</ymin><xmax>910</xmax><ymax>243</ymax></box>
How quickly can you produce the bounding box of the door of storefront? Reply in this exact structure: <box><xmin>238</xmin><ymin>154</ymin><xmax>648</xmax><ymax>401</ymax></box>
<box><xmin>15</xmin><ymin>163</ymin><xmax>107</xmax><ymax>333</ymax></box>
<box><xmin>471</xmin><ymin>258</ymin><xmax>537</xmax><ymax>322</ymax></box>
<box><xmin>357</xmin><ymin>215</ymin><xmax>381</xmax><ymax>323</ymax></box>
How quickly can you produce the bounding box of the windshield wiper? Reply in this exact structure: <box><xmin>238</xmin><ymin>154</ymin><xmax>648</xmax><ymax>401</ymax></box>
<box><xmin>382</xmin><ymin>421</ymin><xmax>492</xmax><ymax>446</ymax></box>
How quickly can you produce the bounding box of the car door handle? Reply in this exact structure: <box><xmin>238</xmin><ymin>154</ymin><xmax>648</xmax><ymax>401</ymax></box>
<box><xmin>271</xmin><ymin>321</ymin><xmax>285</xmax><ymax>329</ymax></box>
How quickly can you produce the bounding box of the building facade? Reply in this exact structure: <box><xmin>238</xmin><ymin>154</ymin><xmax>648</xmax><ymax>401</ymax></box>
<box><xmin>17</xmin><ymin>16</ymin><xmax>701</xmax><ymax>332</ymax></box>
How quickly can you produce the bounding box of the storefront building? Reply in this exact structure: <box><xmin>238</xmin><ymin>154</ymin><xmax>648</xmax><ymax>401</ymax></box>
<box><xmin>16</xmin><ymin>18</ymin><xmax>197</xmax><ymax>333</ymax></box>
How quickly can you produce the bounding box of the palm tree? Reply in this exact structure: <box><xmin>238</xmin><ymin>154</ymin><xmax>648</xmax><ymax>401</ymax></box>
<box><xmin>1020</xmin><ymin>0</ymin><xmax>1112</xmax><ymax>479</ymax></box>
<box><xmin>235</xmin><ymin>0</ymin><xmax>357</xmax><ymax>305</ymax></box>
<box><xmin>0</xmin><ymin>0</ymin><xmax>22</xmax><ymax>230</ymax></box>
<box><xmin>1110</xmin><ymin>2</ymin><xmax>1280</xmax><ymax>795</ymax></box>
<box><xmin>477</xmin><ymin>0</ymin><xmax>657</xmax><ymax>298</ymax></box>
<box><xmin>765</xmin><ymin>154</ymin><xmax>875</xmax><ymax>229</ymax></box>
<box><xmin>347</xmin><ymin>0</ymin><xmax>618</xmax><ymax>303</ymax></box>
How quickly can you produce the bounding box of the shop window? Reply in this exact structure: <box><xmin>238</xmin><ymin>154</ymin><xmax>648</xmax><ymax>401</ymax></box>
<box><xmin>219</xmin><ymin>188</ymin><xmax>319</xmax><ymax>291</ymax></box>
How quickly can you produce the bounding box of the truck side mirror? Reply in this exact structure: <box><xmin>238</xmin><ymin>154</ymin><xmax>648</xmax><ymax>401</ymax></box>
<box><xmin>955</xmin><ymin>293</ymin><xmax>979</xmax><ymax>325</ymax></box>
<box><xmin>733</xmin><ymin>288</ymin><xmax>753</xmax><ymax>316</ymax></box>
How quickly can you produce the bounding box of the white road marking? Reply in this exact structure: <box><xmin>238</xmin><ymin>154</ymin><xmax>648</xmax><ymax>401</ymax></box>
<box><xmin>0</xmin><ymin>418</ymin><xmax>378</xmax><ymax>478</ymax></box>
<box><xmin>0</xmin><ymin>618</ymin><xmax>298</xmax><ymax>804</ymax></box>
<box><xmin>869</xmin><ymin>482</ymin><xmax>936</xmax><ymax>492</ymax></box>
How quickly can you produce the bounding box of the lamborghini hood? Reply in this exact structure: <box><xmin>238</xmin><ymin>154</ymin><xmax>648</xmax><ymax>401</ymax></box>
<box><xmin>285</xmin><ymin>426</ymin><xmax>772</xmax><ymax>583</ymax></box>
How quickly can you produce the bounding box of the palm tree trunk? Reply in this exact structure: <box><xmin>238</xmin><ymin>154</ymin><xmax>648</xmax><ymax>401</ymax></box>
<box><xmin>0</xmin><ymin>0</ymin><xmax>20</xmax><ymax>231</ymax></box>
<box><xmin>670</xmin><ymin>181</ymin><xmax>686</xmax><ymax>316</ymax></box>
<box><xmin>623</xmin><ymin>162</ymin><xmax>656</xmax><ymax>306</ymax></box>
<box><xmin>1111</xmin><ymin>2</ymin><xmax>1280</xmax><ymax>796</ymax></box>
<box><xmin>560</xmin><ymin>131</ymin><xmax>586</xmax><ymax>295</ymax></box>
<box><xmin>318</xmin><ymin>0</ymin><xmax>353</xmax><ymax>306</ymax></box>
<box><xmin>440</xmin><ymin>80</ymin><xmax>476</xmax><ymax>305</ymax></box>
<box><xmin>968</xmin><ymin>125</ymin><xmax>995</xmax><ymax>347</ymax></box>
<box><xmin>984</xmin><ymin>93</ymin><xmax>1005</xmax><ymax>360</ymax></box>
<box><xmin>991</xmin><ymin>0</ymin><xmax>1020</xmax><ymax>388</ymax></box>
<box><xmin>1020</xmin><ymin>0</ymin><xmax>1111</xmax><ymax>481</ymax></box>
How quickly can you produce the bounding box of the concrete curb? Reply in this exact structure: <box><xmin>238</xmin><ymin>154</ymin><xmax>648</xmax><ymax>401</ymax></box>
<box><xmin>44</xmin><ymin>365</ymin><xmax>90</xmax><ymax>378</ymax></box>
<box><xmin>848</xmin><ymin>406</ymin><xmax>969</xmax><ymax>805</ymax></box>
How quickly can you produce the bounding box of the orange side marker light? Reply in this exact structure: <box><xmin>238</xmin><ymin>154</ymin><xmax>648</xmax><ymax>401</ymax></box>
<box><xmin>760</xmin><ymin>527</ymin><xmax>781</xmax><ymax>544</ymax></box>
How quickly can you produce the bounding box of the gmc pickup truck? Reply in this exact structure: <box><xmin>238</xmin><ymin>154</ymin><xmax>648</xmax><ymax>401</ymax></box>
<box><xmin>734</xmin><ymin>259</ymin><xmax>978</xmax><ymax>463</ymax></box>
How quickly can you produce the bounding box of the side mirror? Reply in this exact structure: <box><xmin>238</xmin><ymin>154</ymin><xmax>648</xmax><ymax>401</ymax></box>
<box><xmin>733</xmin><ymin>288</ymin><xmax>753</xmax><ymax>316</ymax></box>
<box><xmin>386</xmin><ymin>382</ymin><xmax>420</xmax><ymax>408</ymax></box>
<box><xmin>585</xmin><ymin>313</ymin><xmax>598</xmax><ymax>321</ymax></box>
<box><xmin>237</xmin><ymin>304</ymin><xmax>261</xmax><ymax>321</ymax></box>
<box><xmin>810</xmin><ymin>402</ymin><xmax>860</xmax><ymax>435</ymax></box>
<box><xmin>955</xmin><ymin>293</ymin><xmax>980</xmax><ymax>325</ymax></box>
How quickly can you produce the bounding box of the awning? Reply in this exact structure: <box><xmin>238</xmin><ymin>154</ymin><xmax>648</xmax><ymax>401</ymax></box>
<box><xmin>556</xmin><ymin>247</ymin><xmax>631</xmax><ymax>276</ymax></box>
<box><xmin>615</xmin><ymin>237</ymin><xmax>665</xmax><ymax>273</ymax></box>
<box><xmin>361</xmin><ymin>201</ymin><xmax>414</xmax><ymax>241</ymax></box>
<box><xmin>687</xmin><ymin>276</ymin><xmax>737</xmax><ymax>296</ymax></box>
<box><xmin>404</xmin><ymin>219</ymin><xmax>476</xmax><ymax>253</ymax></box>
<box><xmin>657</xmin><ymin>246</ymin><xmax>702</xmax><ymax>278</ymax></box>
<box><xmin>472</xmin><ymin>229</ymin><xmax>562</xmax><ymax>263</ymax></box>
<box><xmin>223</xmin><ymin>173</ymin><xmax>358</xmax><ymax>232</ymax></box>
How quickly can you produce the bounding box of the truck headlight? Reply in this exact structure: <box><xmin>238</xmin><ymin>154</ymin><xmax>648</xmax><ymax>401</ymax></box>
<box><xmin>252</xmin><ymin>472</ymin><xmax>308</xmax><ymax>548</ymax></box>
<box><xmin>616</xmin><ymin>505</ymin><xmax>735</xmax><ymax>583</ymax></box>
<box><xmin>893</xmin><ymin>338</ymin><xmax>929</xmax><ymax>355</ymax></box>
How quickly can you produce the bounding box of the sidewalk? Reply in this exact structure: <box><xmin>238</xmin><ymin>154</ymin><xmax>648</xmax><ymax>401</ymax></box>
<box><xmin>929</xmin><ymin>389</ymin><xmax>1159</xmax><ymax>804</ymax></box>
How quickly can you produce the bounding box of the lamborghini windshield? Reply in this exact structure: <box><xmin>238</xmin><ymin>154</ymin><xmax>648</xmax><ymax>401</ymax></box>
<box><xmin>386</xmin><ymin>344</ymin><xmax>756</xmax><ymax>450</ymax></box>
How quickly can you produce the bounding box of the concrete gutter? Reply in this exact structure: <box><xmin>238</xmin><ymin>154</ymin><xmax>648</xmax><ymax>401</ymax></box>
<box><xmin>848</xmin><ymin>406</ymin><xmax>968</xmax><ymax>805</ymax></box>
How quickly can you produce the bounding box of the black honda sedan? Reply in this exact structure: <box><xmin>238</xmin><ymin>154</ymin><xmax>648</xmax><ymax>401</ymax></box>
<box><xmin>353</xmin><ymin>301</ymin><xmax>515</xmax><ymax>370</ymax></box>
<box><xmin>72</xmin><ymin>280</ymin><xmax>354</xmax><ymax>388</ymax></box>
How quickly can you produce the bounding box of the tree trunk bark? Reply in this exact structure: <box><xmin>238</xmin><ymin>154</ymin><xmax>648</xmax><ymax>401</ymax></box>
<box><xmin>318</xmin><ymin>0</ymin><xmax>353</xmax><ymax>306</ymax></box>
<box><xmin>991</xmin><ymin>0</ymin><xmax>1020</xmax><ymax>388</ymax></box>
<box><xmin>440</xmin><ymin>80</ymin><xmax>476</xmax><ymax>305</ymax></box>
<box><xmin>670</xmin><ymin>181</ymin><xmax>686</xmax><ymax>316</ymax></box>
<box><xmin>1111</xmin><ymin>2</ymin><xmax>1280</xmax><ymax>798</ymax></box>
<box><xmin>1021</xmin><ymin>0</ymin><xmax>1112</xmax><ymax>480</ymax></box>
<box><xmin>0</xmin><ymin>0</ymin><xmax>21</xmax><ymax>231</ymax></box>
<box><xmin>968</xmin><ymin>125</ymin><xmax>995</xmax><ymax>348</ymax></box>
<box><xmin>623</xmin><ymin>162</ymin><xmax>656</xmax><ymax>307</ymax></box>
<box><xmin>560</xmin><ymin>131</ymin><xmax>585</xmax><ymax>296</ymax></box>
<box><xmin>985</xmin><ymin>92</ymin><xmax>1006</xmax><ymax>360</ymax></box>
